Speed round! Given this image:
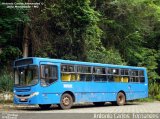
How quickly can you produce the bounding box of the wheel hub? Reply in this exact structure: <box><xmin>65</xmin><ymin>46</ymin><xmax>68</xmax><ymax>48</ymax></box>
<box><xmin>118</xmin><ymin>95</ymin><xmax>124</xmax><ymax>103</ymax></box>
<box><xmin>62</xmin><ymin>97</ymin><xmax>70</xmax><ymax>106</ymax></box>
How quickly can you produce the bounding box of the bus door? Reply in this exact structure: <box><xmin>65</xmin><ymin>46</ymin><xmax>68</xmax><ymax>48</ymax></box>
<box><xmin>39</xmin><ymin>62</ymin><xmax>60</xmax><ymax>89</ymax></box>
<box><xmin>39</xmin><ymin>62</ymin><xmax>61</xmax><ymax>104</ymax></box>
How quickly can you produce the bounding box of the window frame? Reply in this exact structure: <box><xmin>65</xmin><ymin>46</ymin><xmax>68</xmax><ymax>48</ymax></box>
<box><xmin>129</xmin><ymin>69</ymin><xmax>145</xmax><ymax>83</ymax></box>
<box><xmin>120</xmin><ymin>69</ymin><xmax>129</xmax><ymax>76</ymax></box>
<box><xmin>77</xmin><ymin>65</ymin><xmax>92</xmax><ymax>74</ymax></box>
<box><xmin>139</xmin><ymin>70</ymin><xmax>145</xmax><ymax>83</ymax></box>
<box><xmin>106</xmin><ymin>68</ymin><xmax>120</xmax><ymax>82</ymax></box>
<box><xmin>61</xmin><ymin>64</ymin><xmax>77</xmax><ymax>82</ymax></box>
<box><xmin>61</xmin><ymin>64</ymin><xmax>75</xmax><ymax>73</ymax></box>
<box><xmin>40</xmin><ymin>64</ymin><xmax>58</xmax><ymax>87</ymax></box>
<box><xmin>60</xmin><ymin>64</ymin><xmax>146</xmax><ymax>83</ymax></box>
<box><xmin>93</xmin><ymin>67</ymin><xmax>107</xmax><ymax>82</ymax></box>
<box><xmin>76</xmin><ymin>65</ymin><xmax>92</xmax><ymax>81</ymax></box>
<box><xmin>107</xmin><ymin>68</ymin><xmax>120</xmax><ymax>75</ymax></box>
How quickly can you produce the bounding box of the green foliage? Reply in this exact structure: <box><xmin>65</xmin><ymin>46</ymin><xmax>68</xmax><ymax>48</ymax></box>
<box><xmin>87</xmin><ymin>48</ymin><xmax>126</xmax><ymax>64</ymax></box>
<box><xmin>0</xmin><ymin>2</ymin><xmax>30</xmax><ymax>45</ymax></box>
<box><xmin>137</xmin><ymin>48</ymin><xmax>159</xmax><ymax>80</ymax></box>
<box><xmin>92</xmin><ymin>0</ymin><xmax>160</xmax><ymax>80</ymax></box>
<box><xmin>1</xmin><ymin>0</ymin><xmax>160</xmax><ymax>102</ymax></box>
<box><xmin>0</xmin><ymin>46</ymin><xmax>22</xmax><ymax>64</ymax></box>
<box><xmin>154</xmin><ymin>94</ymin><xmax>160</xmax><ymax>101</ymax></box>
<box><xmin>149</xmin><ymin>82</ymin><xmax>160</xmax><ymax>99</ymax></box>
<box><xmin>32</xmin><ymin>0</ymin><xmax>102</xmax><ymax>61</ymax></box>
<box><xmin>0</xmin><ymin>69</ymin><xmax>14</xmax><ymax>92</ymax></box>
<box><xmin>34</xmin><ymin>41</ymin><xmax>56</xmax><ymax>58</ymax></box>
<box><xmin>0</xmin><ymin>1</ymin><xmax>29</xmax><ymax>65</ymax></box>
<box><xmin>136</xmin><ymin>98</ymin><xmax>155</xmax><ymax>102</ymax></box>
<box><xmin>124</xmin><ymin>47</ymin><xmax>159</xmax><ymax>80</ymax></box>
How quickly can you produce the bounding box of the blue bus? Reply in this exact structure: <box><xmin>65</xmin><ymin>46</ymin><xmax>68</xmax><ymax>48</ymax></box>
<box><xmin>13</xmin><ymin>57</ymin><xmax>148</xmax><ymax>109</ymax></box>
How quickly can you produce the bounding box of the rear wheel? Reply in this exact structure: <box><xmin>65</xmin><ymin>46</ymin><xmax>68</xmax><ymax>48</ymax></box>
<box><xmin>116</xmin><ymin>92</ymin><xmax>126</xmax><ymax>106</ymax></box>
<box><xmin>93</xmin><ymin>102</ymin><xmax>105</xmax><ymax>106</ymax></box>
<box><xmin>59</xmin><ymin>93</ymin><xmax>73</xmax><ymax>110</ymax></box>
<box><xmin>39</xmin><ymin>104</ymin><xmax>51</xmax><ymax>110</ymax></box>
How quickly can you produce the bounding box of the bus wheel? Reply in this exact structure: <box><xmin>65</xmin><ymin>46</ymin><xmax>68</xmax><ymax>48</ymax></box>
<box><xmin>39</xmin><ymin>104</ymin><xmax>51</xmax><ymax>110</ymax></box>
<box><xmin>60</xmin><ymin>93</ymin><xmax>73</xmax><ymax>110</ymax></box>
<box><xmin>116</xmin><ymin>92</ymin><xmax>126</xmax><ymax>106</ymax></box>
<box><xmin>93</xmin><ymin>102</ymin><xmax>105</xmax><ymax>106</ymax></box>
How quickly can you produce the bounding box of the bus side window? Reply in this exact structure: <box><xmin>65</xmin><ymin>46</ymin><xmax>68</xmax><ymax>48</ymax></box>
<box><xmin>77</xmin><ymin>74</ymin><xmax>80</xmax><ymax>81</ymax></box>
<box><xmin>139</xmin><ymin>70</ymin><xmax>145</xmax><ymax>83</ymax></box>
<box><xmin>86</xmin><ymin>74</ymin><xmax>92</xmax><ymax>81</ymax></box>
<box><xmin>71</xmin><ymin>74</ymin><xmax>76</xmax><ymax>81</ymax></box>
<box><xmin>61</xmin><ymin>64</ymin><xmax>76</xmax><ymax>82</ymax></box>
<box><xmin>93</xmin><ymin>67</ymin><xmax>106</xmax><ymax>82</ymax></box>
<box><xmin>119</xmin><ymin>69</ymin><xmax>129</xmax><ymax>83</ymax></box>
<box><xmin>107</xmin><ymin>68</ymin><xmax>119</xmax><ymax>82</ymax></box>
<box><xmin>122</xmin><ymin>76</ymin><xmax>129</xmax><ymax>82</ymax></box>
<box><xmin>107</xmin><ymin>75</ymin><xmax>114</xmax><ymax>82</ymax></box>
<box><xmin>129</xmin><ymin>70</ymin><xmax>145</xmax><ymax>83</ymax></box>
<box><xmin>140</xmin><ymin>77</ymin><xmax>145</xmax><ymax>83</ymax></box>
<box><xmin>79</xmin><ymin>74</ymin><xmax>86</xmax><ymax>81</ymax></box>
<box><xmin>114</xmin><ymin>76</ymin><xmax>120</xmax><ymax>82</ymax></box>
<box><xmin>107</xmin><ymin>68</ymin><xmax>130</xmax><ymax>83</ymax></box>
<box><xmin>77</xmin><ymin>66</ymin><xmax>92</xmax><ymax>81</ymax></box>
<box><xmin>61</xmin><ymin>73</ymin><xmax>71</xmax><ymax>81</ymax></box>
<box><xmin>61</xmin><ymin>73</ymin><xmax>76</xmax><ymax>81</ymax></box>
<box><xmin>107</xmin><ymin>68</ymin><xmax>113</xmax><ymax>82</ymax></box>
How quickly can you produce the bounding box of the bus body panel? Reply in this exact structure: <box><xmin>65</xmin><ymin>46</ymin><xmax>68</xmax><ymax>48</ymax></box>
<box><xmin>13</xmin><ymin>57</ymin><xmax>148</xmax><ymax>105</ymax></box>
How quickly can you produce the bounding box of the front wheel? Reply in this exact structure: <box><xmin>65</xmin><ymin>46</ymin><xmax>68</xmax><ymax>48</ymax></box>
<box><xmin>59</xmin><ymin>93</ymin><xmax>73</xmax><ymax>110</ymax></box>
<box><xmin>116</xmin><ymin>92</ymin><xmax>126</xmax><ymax>106</ymax></box>
<box><xmin>39</xmin><ymin>104</ymin><xmax>51</xmax><ymax>110</ymax></box>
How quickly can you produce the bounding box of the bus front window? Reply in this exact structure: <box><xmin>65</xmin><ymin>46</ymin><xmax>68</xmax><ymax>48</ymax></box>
<box><xmin>14</xmin><ymin>65</ymin><xmax>38</xmax><ymax>86</ymax></box>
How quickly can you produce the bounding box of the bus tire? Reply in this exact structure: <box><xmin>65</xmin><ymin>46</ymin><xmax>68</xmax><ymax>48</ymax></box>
<box><xmin>93</xmin><ymin>102</ymin><xmax>105</xmax><ymax>106</ymax></box>
<box><xmin>60</xmin><ymin>93</ymin><xmax>73</xmax><ymax>110</ymax></box>
<box><xmin>39</xmin><ymin>104</ymin><xmax>51</xmax><ymax>110</ymax></box>
<box><xmin>116</xmin><ymin>92</ymin><xmax>126</xmax><ymax>106</ymax></box>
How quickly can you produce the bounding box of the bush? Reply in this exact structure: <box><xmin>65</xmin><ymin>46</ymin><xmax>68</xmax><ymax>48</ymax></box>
<box><xmin>0</xmin><ymin>69</ymin><xmax>14</xmax><ymax>93</ymax></box>
<box><xmin>155</xmin><ymin>94</ymin><xmax>160</xmax><ymax>101</ymax></box>
<box><xmin>149</xmin><ymin>82</ymin><xmax>160</xmax><ymax>100</ymax></box>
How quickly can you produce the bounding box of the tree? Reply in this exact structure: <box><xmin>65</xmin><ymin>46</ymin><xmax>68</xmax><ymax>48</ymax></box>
<box><xmin>91</xmin><ymin>0</ymin><xmax>160</xmax><ymax>80</ymax></box>
<box><xmin>0</xmin><ymin>0</ymin><xmax>29</xmax><ymax>66</ymax></box>
<box><xmin>30</xmin><ymin>0</ymin><xmax>102</xmax><ymax>61</ymax></box>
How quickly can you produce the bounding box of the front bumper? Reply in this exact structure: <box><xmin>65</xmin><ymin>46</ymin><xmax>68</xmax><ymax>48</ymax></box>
<box><xmin>14</xmin><ymin>92</ymin><xmax>39</xmax><ymax>105</ymax></box>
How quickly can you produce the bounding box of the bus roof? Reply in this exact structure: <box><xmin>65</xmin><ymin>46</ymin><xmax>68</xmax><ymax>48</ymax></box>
<box><xmin>15</xmin><ymin>57</ymin><xmax>146</xmax><ymax>70</ymax></box>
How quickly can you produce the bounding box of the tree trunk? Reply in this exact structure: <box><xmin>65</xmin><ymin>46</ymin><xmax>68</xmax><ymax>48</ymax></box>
<box><xmin>22</xmin><ymin>0</ymin><xmax>32</xmax><ymax>58</ymax></box>
<box><xmin>22</xmin><ymin>24</ymin><xmax>29</xmax><ymax>58</ymax></box>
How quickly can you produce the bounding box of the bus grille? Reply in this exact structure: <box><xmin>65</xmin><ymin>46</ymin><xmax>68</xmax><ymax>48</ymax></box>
<box><xmin>15</xmin><ymin>89</ymin><xmax>31</xmax><ymax>92</ymax></box>
<box><xmin>17</xmin><ymin>94</ymin><xmax>30</xmax><ymax>97</ymax></box>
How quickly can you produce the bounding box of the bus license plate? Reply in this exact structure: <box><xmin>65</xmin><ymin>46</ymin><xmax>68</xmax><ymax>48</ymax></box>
<box><xmin>20</xmin><ymin>98</ymin><xmax>27</xmax><ymax>101</ymax></box>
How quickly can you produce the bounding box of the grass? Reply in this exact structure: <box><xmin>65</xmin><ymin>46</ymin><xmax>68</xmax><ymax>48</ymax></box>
<box><xmin>136</xmin><ymin>98</ymin><xmax>156</xmax><ymax>102</ymax></box>
<box><xmin>0</xmin><ymin>100</ymin><xmax>13</xmax><ymax>104</ymax></box>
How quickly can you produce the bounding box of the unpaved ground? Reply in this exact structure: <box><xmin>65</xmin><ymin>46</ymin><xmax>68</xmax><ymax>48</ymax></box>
<box><xmin>0</xmin><ymin>101</ymin><xmax>160</xmax><ymax>113</ymax></box>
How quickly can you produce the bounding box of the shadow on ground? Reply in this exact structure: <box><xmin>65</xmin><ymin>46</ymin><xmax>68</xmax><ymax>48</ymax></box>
<box><xmin>11</xmin><ymin>102</ymin><xmax>140</xmax><ymax>111</ymax></box>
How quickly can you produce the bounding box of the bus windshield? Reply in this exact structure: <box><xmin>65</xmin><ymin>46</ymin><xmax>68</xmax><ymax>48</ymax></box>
<box><xmin>14</xmin><ymin>65</ymin><xmax>38</xmax><ymax>87</ymax></box>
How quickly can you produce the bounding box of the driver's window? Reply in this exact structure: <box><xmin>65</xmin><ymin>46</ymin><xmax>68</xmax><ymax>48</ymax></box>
<box><xmin>40</xmin><ymin>65</ymin><xmax>58</xmax><ymax>86</ymax></box>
